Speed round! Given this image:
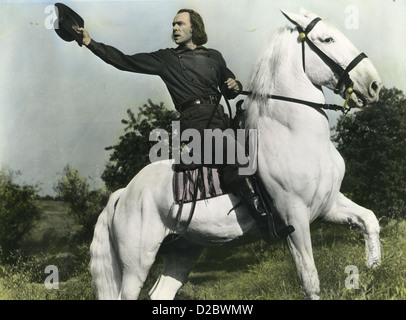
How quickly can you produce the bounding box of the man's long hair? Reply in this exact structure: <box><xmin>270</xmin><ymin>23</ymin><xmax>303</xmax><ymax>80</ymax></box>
<box><xmin>177</xmin><ymin>9</ymin><xmax>208</xmax><ymax>46</ymax></box>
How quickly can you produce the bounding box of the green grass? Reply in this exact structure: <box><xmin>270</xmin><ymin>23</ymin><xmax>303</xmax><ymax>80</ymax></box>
<box><xmin>177</xmin><ymin>243</ymin><xmax>302</xmax><ymax>300</ymax></box>
<box><xmin>0</xmin><ymin>268</ymin><xmax>94</xmax><ymax>300</ymax></box>
<box><xmin>177</xmin><ymin>220</ymin><xmax>406</xmax><ymax>300</ymax></box>
<box><xmin>0</xmin><ymin>200</ymin><xmax>93</xmax><ymax>300</ymax></box>
<box><xmin>1</xmin><ymin>200</ymin><xmax>405</xmax><ymax>300</ymax></box>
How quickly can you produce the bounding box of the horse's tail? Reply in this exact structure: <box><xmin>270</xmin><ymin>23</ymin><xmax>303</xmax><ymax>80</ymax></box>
<box><xmin>89</xmin><ymin>189</ymin><xmax>124</xmax><ymax>300</ymax></box>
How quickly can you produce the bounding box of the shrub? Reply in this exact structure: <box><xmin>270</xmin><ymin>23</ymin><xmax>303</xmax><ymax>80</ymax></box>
<box><xmin>0</xmin><ymin>170</ymin><xmax>40</xmax><ymax>260</ymax></box>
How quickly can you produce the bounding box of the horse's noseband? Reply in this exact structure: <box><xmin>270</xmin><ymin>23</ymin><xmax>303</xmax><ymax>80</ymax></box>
<box><xmin>297</xmin><ymin>17</ymin><xmax>367</xmax><ymax>110</ymax></box>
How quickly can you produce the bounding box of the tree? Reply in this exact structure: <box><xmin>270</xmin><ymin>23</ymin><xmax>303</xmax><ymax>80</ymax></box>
<box><xmin>54</xmin><ymin>165</ymin><xmax>108</xmax><ymax>240</ymax></box>
<box><xmin>0</xmin><ymin>169</ymin><xmax>40</xmax><ymax>259</ymax></box>
<box><xmin>333</xmin><ymin>87</ymin><xmax>406</xmax><ymax>219</ymax></box>
<box><xmin>102</xmin><ymin>100</ymin><xmax>178</xmax><ymax>191</ymax></box>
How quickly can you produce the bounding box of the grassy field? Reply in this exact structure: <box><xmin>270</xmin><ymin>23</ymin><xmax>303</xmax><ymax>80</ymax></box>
<box><xmin>0</xmin><ymin>200</ymin><xmax>94</xmax><ymax>300</ymax></box>
<box><xmin>20</xmin><ymin>201</ymin><xmax>80</xmax><ymax>252</ymax></box>
<box><xmin>0</xmin><ymin>200</ymin><xmax>405</xmax><ymax>300</ymax></box>
<box><xmin>176</xmin><ymin>220</ymin><xmax>406</xmax><ymax>300</ymax></box>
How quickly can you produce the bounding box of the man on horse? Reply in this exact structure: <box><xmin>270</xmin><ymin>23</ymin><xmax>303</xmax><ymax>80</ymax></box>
<box><xmin>75</xmin><ymin>8</ymin><xmax>293</xmax><ymax>242</ymax></box>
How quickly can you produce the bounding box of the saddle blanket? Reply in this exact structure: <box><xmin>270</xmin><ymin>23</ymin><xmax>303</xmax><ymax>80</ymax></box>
<box><xmin>172</xmin><ymin>166</ymin><xmax>228</xmax><ymax>204</ymax></box>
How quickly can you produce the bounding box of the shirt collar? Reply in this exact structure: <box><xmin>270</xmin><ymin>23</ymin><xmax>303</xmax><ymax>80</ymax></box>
<box><xmin>175</xmin><ymin>45</ymin><xmax>208</xmax><ymax>54</ymax></box>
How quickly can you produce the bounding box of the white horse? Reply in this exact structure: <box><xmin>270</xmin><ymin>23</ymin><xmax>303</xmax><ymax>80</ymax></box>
<box><xmin>90</xmin><ymin>9</ymin><xmax>382</xmax><ymax>300</ymax></box>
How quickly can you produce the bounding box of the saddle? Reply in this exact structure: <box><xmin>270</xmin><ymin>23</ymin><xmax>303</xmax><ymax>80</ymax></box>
<box><xmin>172</xmin><ymin>164</ymin><xmax>229</xmax><ymax>204</ymax></box>
<box><xmin>172</xmin><ymin>99</ymin><xmax>245</xmax><ymax>205</ymax></box>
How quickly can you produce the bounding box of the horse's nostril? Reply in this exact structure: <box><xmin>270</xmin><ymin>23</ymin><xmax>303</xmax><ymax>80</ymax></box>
<box><xmin>369</xmin><ymin>81</ymin><xmax>381</xmax><ymax>98</ymax></box>
<box><xmin>371</xmin><ymin>81</ymin><xmax>379</xmax><ymax>92</ymax></box>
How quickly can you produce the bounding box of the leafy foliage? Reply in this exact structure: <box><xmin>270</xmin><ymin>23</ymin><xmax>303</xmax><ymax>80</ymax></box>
<box><xmin>54</xmin><ymin>165</ymin><xmax>108</xmax><ymax>240</ymax></box>
<box><xmin>0</xmin><ymin>170</ymin><xmax>40</xmax><ymax>259</ymax></box>
<box><xmin>101</xmin><ymin>100</ymin><xmax>178</xmax><ymax>191</ymax></box>
<box><xmin>333</xmin><ymin>87</ymin><xmax>406</xmax><ymax>219</ymax></box>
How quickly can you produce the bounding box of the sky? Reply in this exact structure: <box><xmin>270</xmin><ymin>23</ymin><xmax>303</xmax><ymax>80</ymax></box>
<box><xmin>1</xmin><ymin>0</ymin><xmax>405</xmax><ymax>196</ymax></box>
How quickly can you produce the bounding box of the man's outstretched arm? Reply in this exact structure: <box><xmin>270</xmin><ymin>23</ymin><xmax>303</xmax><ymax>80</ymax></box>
<box><xmin>74</xmin><ymin>27</ymin><xmax>162</xmax><ymax>75</ymax></box>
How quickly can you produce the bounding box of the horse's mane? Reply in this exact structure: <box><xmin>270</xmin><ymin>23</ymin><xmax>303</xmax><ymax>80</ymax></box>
<box><xmin>244</xmin><ymin>26</ymin><xmax>296</xmax><ymax>128</ymax></box>
<box><xmin>247</xmin><ymin>26</ymin><xmax>296</xmax><ymax>96</ymax></box>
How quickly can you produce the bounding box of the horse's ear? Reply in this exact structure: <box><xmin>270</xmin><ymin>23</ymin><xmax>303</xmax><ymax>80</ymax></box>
<box><xmin>280</xmin><ymin>9</ymin><xmax>311</xmax><ymax>30</ymax></box>
<box><xmin>299</xmin><ymin>8</ymin><xmax>320</xmax><ymax>20</ymax></box>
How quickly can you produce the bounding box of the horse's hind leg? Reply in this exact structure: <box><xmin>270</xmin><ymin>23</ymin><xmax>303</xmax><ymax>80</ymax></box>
<box><xmin>149</xmin><ymin>241</ymin><xmax>203</xmax><ymax>300</ymax></box>
<box><xmin>322</xmin><ymin>192</ymin><xmax>381</xmax><ymax>268</ymax></box>
<box><xmin>114</xmin><ymin>196</ymin><xmax>168</xmax><ymax>300</ymax></box>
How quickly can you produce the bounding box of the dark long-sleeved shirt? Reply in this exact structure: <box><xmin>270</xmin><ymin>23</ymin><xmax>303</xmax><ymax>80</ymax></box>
<box><xmin>86</xmin><ymin>40</ymin><xmax>242</xmax><ymax>109</ymax></box>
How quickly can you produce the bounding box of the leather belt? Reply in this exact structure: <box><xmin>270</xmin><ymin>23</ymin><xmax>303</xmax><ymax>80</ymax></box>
<box><xmin>178</xmin><ymin>94</ymin><xmax>219</xmax><ymax>113</ymax></box>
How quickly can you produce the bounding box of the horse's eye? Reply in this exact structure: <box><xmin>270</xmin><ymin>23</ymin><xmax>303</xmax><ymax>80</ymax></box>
<box><xmin>323</xmin><ymin>37</ymin><xmax>335</xmax><ymax>43</ymax></box>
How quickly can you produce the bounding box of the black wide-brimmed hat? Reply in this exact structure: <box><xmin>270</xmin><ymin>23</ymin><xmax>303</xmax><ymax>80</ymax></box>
<box><xmin>54</xmin><ymin>2</ymin><xmax>84</xmax><ymax>46</ymax></box>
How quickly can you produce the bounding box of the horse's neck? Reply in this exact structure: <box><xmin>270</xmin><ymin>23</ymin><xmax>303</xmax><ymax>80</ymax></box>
<box><xmin>247</xmin><ymin>29</ymin><xmax>329</xmax><ymax>137</ymax></box>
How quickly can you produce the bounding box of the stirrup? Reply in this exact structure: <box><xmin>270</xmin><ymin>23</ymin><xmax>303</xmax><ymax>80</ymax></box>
<box><xmin>274</xmin><ymin>224</ymin><xmax>295</xmax><ymax>239</ymax></box>
<box><xmin>259</xmin><ymin>213</ymin><xmax>294</xmax><ymax>243</ymax></box>
<box><xmin>243</xmin><ymin>185</ymin><xmax>294</xmax><ymax>241</ymax></box>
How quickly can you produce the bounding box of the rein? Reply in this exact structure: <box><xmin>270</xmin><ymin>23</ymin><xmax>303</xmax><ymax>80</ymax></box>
<box><xmin>238</xmin><ymin>90</ymin><xmax>349</xmax><ymax>116</ymax></box>
<box><xmin>239</xmin><ymin>16</ymin><xmax>369</xmax><ymax>116</ymax></box>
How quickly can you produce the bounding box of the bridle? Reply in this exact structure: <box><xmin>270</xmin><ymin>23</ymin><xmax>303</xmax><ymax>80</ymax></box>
<box><xmin>297</xmin><ymin>17</ymin><xmax>367</xmax><ymax>108</ymax></box>
<box><xmin>238</xmin><ymin>16</ymin><xmax>368</xmax><ymax>116</ymax></box>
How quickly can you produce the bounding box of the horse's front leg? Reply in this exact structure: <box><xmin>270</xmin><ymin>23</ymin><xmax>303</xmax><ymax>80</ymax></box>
<box><xmin>322</xmin><ymin>192</ymin><xmax>381</xmax><ymax>268</ymax></box>
<box><xmin>287</xmin><ymin>212</ymin><xmax>320</xmax><ymax>300</ymax></box>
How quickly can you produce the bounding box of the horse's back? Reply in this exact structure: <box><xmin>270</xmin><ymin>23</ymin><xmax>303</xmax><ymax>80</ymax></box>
<box><xmin>124</xmin><ymin>160</ymin><xmax>173</xmax><ymax>193</ymax></box>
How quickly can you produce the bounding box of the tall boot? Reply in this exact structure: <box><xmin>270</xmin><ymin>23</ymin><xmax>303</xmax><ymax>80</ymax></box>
<box><xmin>234</xmin><ymin>176</ymin><xmax>295</xmax><ymax>242</ymax></box>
